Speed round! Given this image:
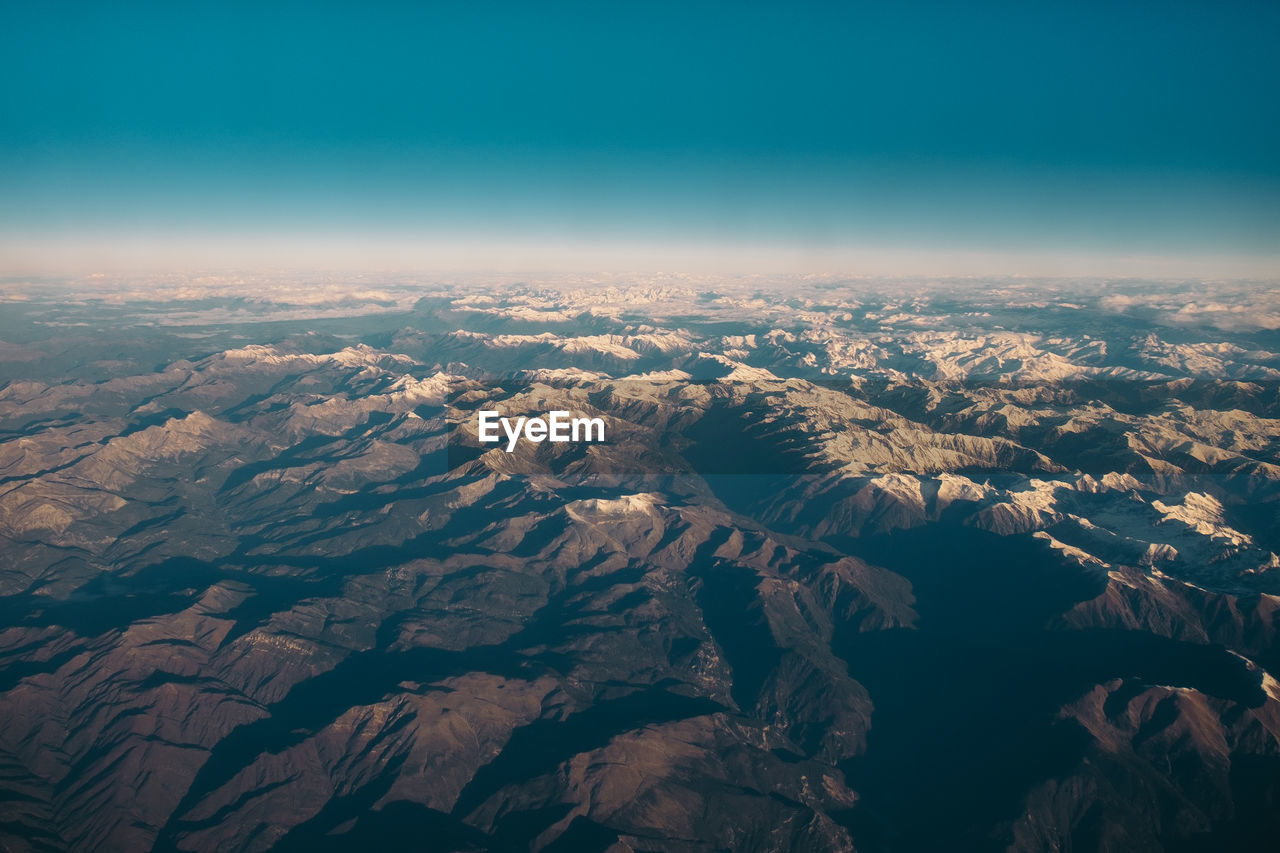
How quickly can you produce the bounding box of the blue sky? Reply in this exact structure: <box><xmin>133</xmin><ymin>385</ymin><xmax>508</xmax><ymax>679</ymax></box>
<box><xmin>2</xmin><ymin>1</ymin><xmax>1278</xmax><ymax>275</ymax></box>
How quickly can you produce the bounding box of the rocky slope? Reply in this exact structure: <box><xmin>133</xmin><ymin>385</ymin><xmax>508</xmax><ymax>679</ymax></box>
<box><xmin>0</xmin><ymin>276</ymin><xmax>1278</xmax><ymax>851</ymax></box>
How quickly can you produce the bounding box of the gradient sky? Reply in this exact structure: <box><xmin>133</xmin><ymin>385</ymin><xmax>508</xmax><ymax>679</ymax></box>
<box><xmin>2</xmin><ymin>0</ymin><xmax>1278</xmax><ymax>275</ymax></box>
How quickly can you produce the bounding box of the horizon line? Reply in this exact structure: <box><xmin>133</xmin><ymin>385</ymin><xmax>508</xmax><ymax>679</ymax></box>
<box><xmin>4</xmin><ymin>237</ymin><xmax>1279</xmax><ymax>282</ymax></box>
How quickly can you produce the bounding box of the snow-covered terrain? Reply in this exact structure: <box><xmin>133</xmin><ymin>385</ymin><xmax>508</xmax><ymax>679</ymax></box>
<box><xmin>0</xmin><ymin>275</ymin><xmax>1278</xmax><ymax>851</ymax></box>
